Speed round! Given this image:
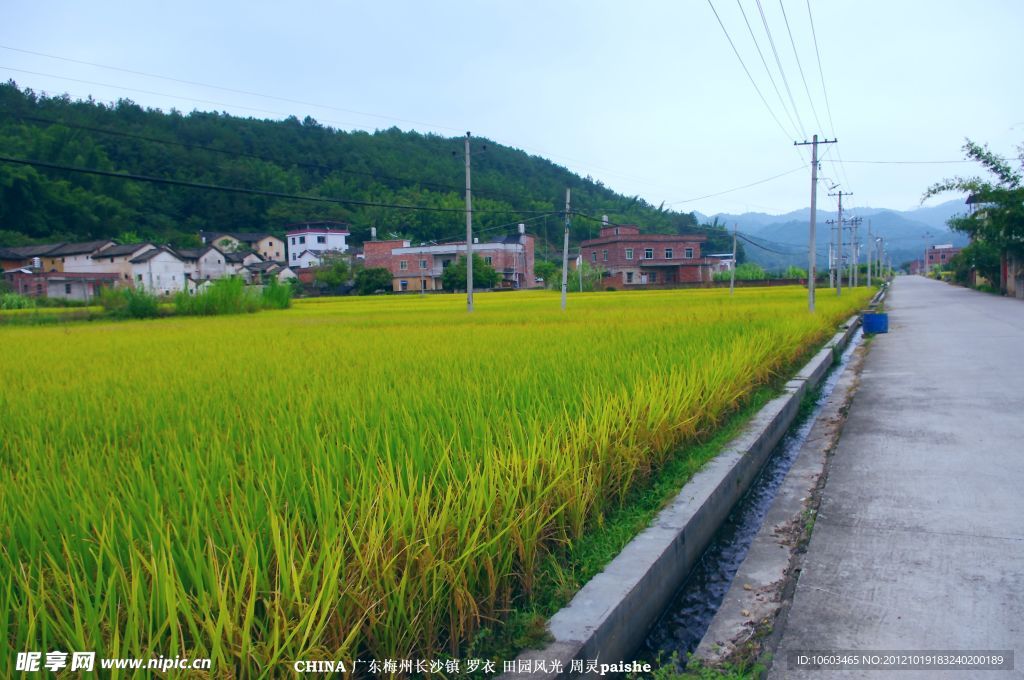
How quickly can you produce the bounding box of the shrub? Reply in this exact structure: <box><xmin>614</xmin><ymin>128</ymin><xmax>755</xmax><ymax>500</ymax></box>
<box><xmin>98</xmin><ymin>286</ymin><xmax>160</xmax><ymax>319</ymax></box>
<box><xmin>261</xmin><ymin>277</ymin><xmax>293</xmax><ymax>309</ymax></box>
<box><xmin>175</xmin><ymin>277</ymin><xmax>261</xmax><ymax>316</ymax></box>
<box><xmin>0</xmin><ymin>292</ymin><xmax>35</xmax><ymax>310</ymax></box>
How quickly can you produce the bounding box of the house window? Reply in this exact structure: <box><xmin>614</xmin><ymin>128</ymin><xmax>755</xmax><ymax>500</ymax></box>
<box><xmin>602</xmin><ymin>250</ymin><xmax>608</xmax><ymax>262</ymax></box>
<box><xmin>626</xmin><ymin>272</ymin><xmax>634</xmax><ymax>283</ymax></box>
<box><xmin>685</xmin><ymin>247</ymin><xmax>694</xmax><ymax>258</ymax></box>
<box><xmin>110</xmin><ymin>257</ymin><xmax>115</xmax><ymax>263</ymax></box>
<box><xmin>292</xmin><ymin>253</ymin><xmax>297</xmax><ymax>261</ymax></box>
<box><xmin>591</xmin><ymin>251</ymin><xmax>597</xmax><ymax>262</ymax></box>
<box><xmin>625</xmin><ymin>248</ymin><xmax>634</xmax><ymax>260</ymax></box>
<box><xmin>484</xmin><ymin>256</ymin><xmax>492</xmax><ymax>265</ymax></box>
<box><xmin>400</xmin><ymin>279</ymin><xmax>408</xmax><ymax>291</ymax></box>
<box><xmin>299</xmin><ymin>236</ymin><xmax>306</xmax><ymax>244</ymax></box>
<box><xmin>275</xmin><ymin>252</ymin><xmax>280</xmax><ymax>258</ymax></box>
<box><xmin>136</xmin><ymin>274</ymin><xmax>142</xmax><ymax>281</ymax></box>
<box><xmin>399</xmin><ymin>260</ymin><xmax>408</xmax><ymax>270</ymax></box>
<box><xmin>317</xmin><ymin>236</ymin><xmax>326</xmax><ymax>244</ymax></box>
<box><xmin>644</xmin><ymin>248</ymin><xmax>653</xmax><ymax>259</ymax></box>
<box><xmin>614</xmin><ymin>227</ymin><xmax>620</xmax><ymax>235</ymax></box>
<box><xmin>649</xmin><ymin>272</ymin><xmax>658</xmax><ymax>283</ymax></box>
<box><xmin>665</xmin><ymin>248</ymin><xmax>673</xmax><ymax>260</ymax></box>
<box><xmin>290</xmin><ymin>237</ymin><xmax>295</xmax><ymax>245</ymax></box>
<box><xmin>420</xmin><ymin>259</ymin><xmax>428</xmax><ymax>269</ymax></box>
<box><xmin>65</xmin><ymin>283</ymin><xmax>72</xmax><ymax>295</ymax></box>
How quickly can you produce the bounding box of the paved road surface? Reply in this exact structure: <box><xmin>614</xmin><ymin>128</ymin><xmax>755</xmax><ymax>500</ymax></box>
<box><xmin>769</xmin><ymin>276</ymin><xmax>1024</xmax><ymax>679</ymax></box>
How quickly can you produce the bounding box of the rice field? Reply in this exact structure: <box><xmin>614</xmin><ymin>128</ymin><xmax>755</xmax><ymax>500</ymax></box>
<box><xmin>0</xmin><ymin>286</ymin><xmax>871</xmax><ymax>676</ymax></box>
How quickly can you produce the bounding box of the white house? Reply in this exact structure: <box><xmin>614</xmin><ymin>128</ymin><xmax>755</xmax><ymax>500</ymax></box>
<box><xmin>175</xmin><ymin>245</ymin><xmax>232</xmax><ymax>283</ymax></box>
<box><xmin>83</xmin><ymin>243</ymin><xmax>157</xmax><ymax>284</ymax></box>
<box><xmin>224</xmin><ymin>251</ymin><xmax>264</xmax><ymax>279</ymax></box>
<box><xmin>286</xmin><ymin>222</ymin><xmax>350</xmax><ymax>268</ymax></box>
<box><xmin>130</xmin><ymin>247</ymin><xmax>189</xmax><ymax>295</ymax></box>
<box><xmin>47</xmin><ymin>240</ymin><xmax>116</xmax><ymax>272</ymax></box>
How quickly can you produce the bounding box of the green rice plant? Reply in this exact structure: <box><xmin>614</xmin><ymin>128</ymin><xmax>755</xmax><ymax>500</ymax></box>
<box><xmin>0</xmin><ymin>286</ymin><xmax>871</xmax><ymax>677</ymax></box>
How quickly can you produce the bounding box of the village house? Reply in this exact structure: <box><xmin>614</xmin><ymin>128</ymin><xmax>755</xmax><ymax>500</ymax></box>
<box><xmin>580</xmin><ymin>222</ymin><xmax>710</xmax><ymax>286</ymax></box>
<box><xmin>362</xmin><ymin>226</ymin><xmax>536</xmax><ymax>292</ymax></box>
<box><xmin>245</xmin><ymin>260</ymin><xmax>298</xmax><ymax>284</ymax></box>
<box><xmin>84</xmin><ymin>243</ymin><xmax>158</xmax><ymax>283</ymax></box>
<box><xmin>285</xmin><ymin>221</ymin><xmax>350</xmax><ymax>268</ymax></box>
<box><xmin>925</xmin><ymin>243</ymin><xmax>962</xmax><ymax>269</ymax></box>
<box><xmin>130</xmin><ymin>247</ymin><xmax>189</xmax><ymax>296</ymax></box>
<box><xmin>200</xmin><ymin>231</ymin><xmax>285</xmax><ymax>263</ymax></box>
<box><xmin>174</xmin><ymin>245</ymin><xmax>232</xmax><ymax>283</ymax></box>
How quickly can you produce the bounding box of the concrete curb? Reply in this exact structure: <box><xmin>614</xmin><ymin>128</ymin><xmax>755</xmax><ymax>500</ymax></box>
<box><xmin>500</xmin><ymin>314</ymin><xmax>863</xmax><ymax>679</ymax></box>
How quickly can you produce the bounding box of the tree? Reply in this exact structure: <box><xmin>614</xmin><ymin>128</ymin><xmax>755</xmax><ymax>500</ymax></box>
<box><xmin>923</xmin><ymin>139</ymin><xmax>1024</xmax><ymax>261</ymax></box>
<box><xmin>533</xmin><ymin>259</ymin><xmax>558</xmax><ymax>285</ymax></box>
<box><xmin>355</xmin><ymin>267</ymin><xmax>393</xmax><ymax>295</ymax></box>
<box><xmin>441</xmin><ymin>254</ymin><xmax>500</xmax><ymax>291</ymax></box>
<box><xmin>313</xmin><ymin>259</ymin><xmax>350</xmax><ymax>288</ymax></box>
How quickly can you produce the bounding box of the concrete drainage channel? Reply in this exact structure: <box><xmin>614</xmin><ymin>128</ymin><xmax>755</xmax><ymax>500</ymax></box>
<box><xmin>636</xmin><ymin>325</ymin><xmax>864</xmax><ymax>667</ymax></box>
<box><xmin>500</xmin><ymin>301</ymin><xmax>882</xmax><ymax>679</ymax></box>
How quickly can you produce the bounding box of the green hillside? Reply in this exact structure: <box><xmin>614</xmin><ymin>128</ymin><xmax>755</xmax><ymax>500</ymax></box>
<box><xmin>0</xmin><ymin>82</ymin><xmax>731</xmax><ymax>256</ymax></box>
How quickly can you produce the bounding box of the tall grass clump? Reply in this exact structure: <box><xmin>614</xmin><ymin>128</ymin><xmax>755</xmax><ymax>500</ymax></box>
<box><xmin>97</xmin><ymin>285</ymin><xmax>160</xmax><ymax>318</ymax></box>
<box><xmin>174</xmin><ymin>276</ymin><xmax>262</xmax><ymax>315</ymax></box>
<box><xmin>261</xmin><ymin>277</ymin><xmax>293</xmax><ymax>309</ymax></box>
<box><xmin>0</xmin><ymin>292</ymin><xmax>35</xmax><ymax>309</ymax></box>
<box><xmin>0</xmin><ymin>286</ymin><xmax>872</xmax><ymax>676</ymax></box>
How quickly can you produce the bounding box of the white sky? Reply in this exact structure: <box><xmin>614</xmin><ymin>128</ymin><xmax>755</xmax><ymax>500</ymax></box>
<box><xmin>2</xmin><ymin>1</ymin><xmax>1022</xmax><ymax>217</ymax></box>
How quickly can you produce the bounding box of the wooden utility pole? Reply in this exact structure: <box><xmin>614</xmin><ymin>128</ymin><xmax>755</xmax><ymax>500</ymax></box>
<box><xmin>850</xmin><ymin>217</ymin><xmax>863</xmax><ymax>287</ymax></box>
<box><xmin>867</xmin><ymin>220</ymin><xmax>872</xmax><ymax>287</ymax></box>
<box><xmin>795</xmin><ymin>136</ymin><xmax>835</xmax><ymax>312</ymax></box>
<box><xmin>561</xmin><ymin>188</ymin><xmax>570</xmax><ymax>310</ymax></box>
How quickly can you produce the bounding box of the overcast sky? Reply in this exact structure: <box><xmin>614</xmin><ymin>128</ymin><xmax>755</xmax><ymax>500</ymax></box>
<box><xmin>3</xmin><ymin>1</ymin><xmax>1022</xmax><ymax>217</ymax></box>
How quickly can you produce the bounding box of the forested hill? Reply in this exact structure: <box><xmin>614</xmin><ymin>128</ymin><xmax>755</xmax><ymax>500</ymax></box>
<box><xmin>0</xmin><ymin>82</ymin><xmax>727</xmax><ymax>256</ymax></box>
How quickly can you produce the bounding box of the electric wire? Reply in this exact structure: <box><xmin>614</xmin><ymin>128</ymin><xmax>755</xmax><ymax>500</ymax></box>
<box><xmin>754</xmin><ymin>0</ymin><xmax>806</xmax><ymax>138</ymax></box>
<box><xmin>778</xmin><ymin>0</ymin><xmax>824</xmax><ymax>133</ymax></box>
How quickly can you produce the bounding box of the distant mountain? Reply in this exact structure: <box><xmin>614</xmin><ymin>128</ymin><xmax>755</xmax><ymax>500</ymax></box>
<box><xmin>699</xmin><ymin>200</ymin><xmax>969</xmax><ymax>272</ymax></box>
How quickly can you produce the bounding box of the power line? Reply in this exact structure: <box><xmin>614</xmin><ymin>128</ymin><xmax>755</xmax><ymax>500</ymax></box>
<box><xmin>0</xmin><ymin>51</ymin><xmax>690</xmax><ymax>195</ymax></box>
<box><xmin>0</xmin><ymin>154</ymin><xmax>558</xmax><ymax>217</ymax></box>
<box><xmin>735</xmin><ymin>0</ymin><xmax>801</xmax><ymax>139</ymax></box>
<box><xmin>805</xmin><ymin>0</ymin><xmax>836</xmax><ymax>136</ymax></box>
<box><xmin>706</xmin><ymin>0</ymin><xmax>797</xmax><ymax>145</ymax></box>
<box><xmin>754</xmin><ymin>0</ymin><xmax>806</xmax><ymax>138</ymax></box>
<box><xmin>668</xmin><ymin>165</ymin><xmax>806</xmax><ymax>204</ymax></box>
<box><xmin>1</xmin><ymin>111</ymin><xmax>530</xmax><ymax>203</ymax></box>
<box><xmin>778</xmin><ymin>0</ymin><xmax>824</xmax><ymax>133</ymax></box>
<box><xmin>0</xmin><ymin>44</ymin><xmax>462</xmax><ymax>134</ymax></box>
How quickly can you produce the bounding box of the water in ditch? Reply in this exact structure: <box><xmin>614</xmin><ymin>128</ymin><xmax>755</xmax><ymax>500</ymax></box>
<box><xmin>634</xmin><ymin>328</ymin><xmax>863</xmax><ymax>666</ymax></box>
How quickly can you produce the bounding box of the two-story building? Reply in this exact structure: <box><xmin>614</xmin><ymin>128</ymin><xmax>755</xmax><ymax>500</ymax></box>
<box><xmin>580</xmin><ymin>224</ymin><xmax>709</xmax><ymax>286</ymax></box>
<box><xmin>285</xmin><ymin>222</ymin><xmax>350</xmax><ymax>268</ymax></box>
<box><xmin>925</xmin><ymin>244</ymin><xmax>961</xmax><ymax>269</ymax></box>
<box><xmin>363</xmin><ymin>227</ymin><xmax>536</xmax><ymax>292</ymax></box>
<box><xmin>200</xmin><ymin>232</ymin><xmax>285</xmax><ymax>263</ymax></box>
<box><xmin>130</xmin><ymin>247</ymin><xmax>189</xmax><ymax>296</ymax></box>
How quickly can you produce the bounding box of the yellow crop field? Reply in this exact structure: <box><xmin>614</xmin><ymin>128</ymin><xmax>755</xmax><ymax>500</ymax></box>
<box><xmin>0</xmin><ymin>286</ymin><xmax>871</xmax><ymax>676</ymax></box>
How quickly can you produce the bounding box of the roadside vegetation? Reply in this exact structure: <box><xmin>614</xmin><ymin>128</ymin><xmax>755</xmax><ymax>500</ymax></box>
<box><xmin>0</xmin><ymin>286</ymin><xmax>871</xmax><ymax>676</ymax></box>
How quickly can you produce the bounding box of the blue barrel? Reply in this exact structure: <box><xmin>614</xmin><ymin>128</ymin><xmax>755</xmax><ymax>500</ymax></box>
<box><xmin>863</xmin><ymin>312</ymin><xmax>889</xmax><ymax>334</ymax></box>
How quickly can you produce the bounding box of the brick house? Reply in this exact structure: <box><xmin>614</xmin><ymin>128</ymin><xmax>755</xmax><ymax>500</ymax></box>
<box><xmin>363</xmin><ymin>229</ymin><xmax>536</xmax><ymax>292</ymax></box>
<box><xmin>580</xmin><ymin>225</ymin><xmax>710</xmax><ymax>286</ymax></box>
<box><xmin>925</xmin><ymin>244</ymin><xmax>961</xmax><ymax>269</ymax></box>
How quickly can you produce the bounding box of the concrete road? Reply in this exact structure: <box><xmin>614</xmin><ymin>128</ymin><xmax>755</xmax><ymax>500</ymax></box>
<box><xmin>769</xmin><ymin>276</ymin><xmax>1024</xmax><ymax>679</ymax></box>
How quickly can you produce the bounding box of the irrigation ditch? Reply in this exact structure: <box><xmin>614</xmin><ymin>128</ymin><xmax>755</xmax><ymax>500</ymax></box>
<box><xmin>500</xmin><ymin>287</ymin><xmax>887</xmax><ymax>679</ymax></box>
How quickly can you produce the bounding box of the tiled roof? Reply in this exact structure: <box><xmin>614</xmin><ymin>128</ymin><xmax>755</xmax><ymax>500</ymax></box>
<box><xmin>93</xmin><ymin>243</ymin><xmax>153</xmax><ymax>258</ymax></box>
<box><xmin>47</xmin><ymin>240</ymin><xmax>115</xmax><ymax>256</ymax></box>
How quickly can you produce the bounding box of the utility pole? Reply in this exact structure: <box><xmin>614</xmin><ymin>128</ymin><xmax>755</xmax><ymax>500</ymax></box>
<box><xmin>730</xmin><ymin>223</ymin><xmax>737</xmax><ymax>295</ymax></box>
<box><xmin>561</xmin><ymin>188</ymin><xmax>570</xmax><ymax>310</ymax></box>
<box><xmin>849</xmin><ymin>217</ymin><xmax>863</xmax><ymax>287</ymax></box>
<box><xmin>828</xmin><ymin>242</ymin><xmax>834</xmax><ymax>288</ymax></box>
<box><xmin>795</xmin><ymin>136</ymin><xmax>835</xmax><ymax>312</ymax></box>
<box><xmin>464</xmin><ymin>132</ymin><xmax>474</xmax><ymax>312</ymax></box>
<box><xmin>828</xmin><ymin>189</ymin><xmax>850</xmax><ymax>295</ymax></box>
<box><xmin>866</xmin><ymin>220</ymin><xmax>872</xmax><ymax>287</ymax></box>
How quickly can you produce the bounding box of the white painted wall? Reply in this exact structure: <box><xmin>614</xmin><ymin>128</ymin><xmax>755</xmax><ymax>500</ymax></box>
<box><xmin>131</xmin><ymin>251</ymin><xmax>188</xmax><ymax>296</ymax></box>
